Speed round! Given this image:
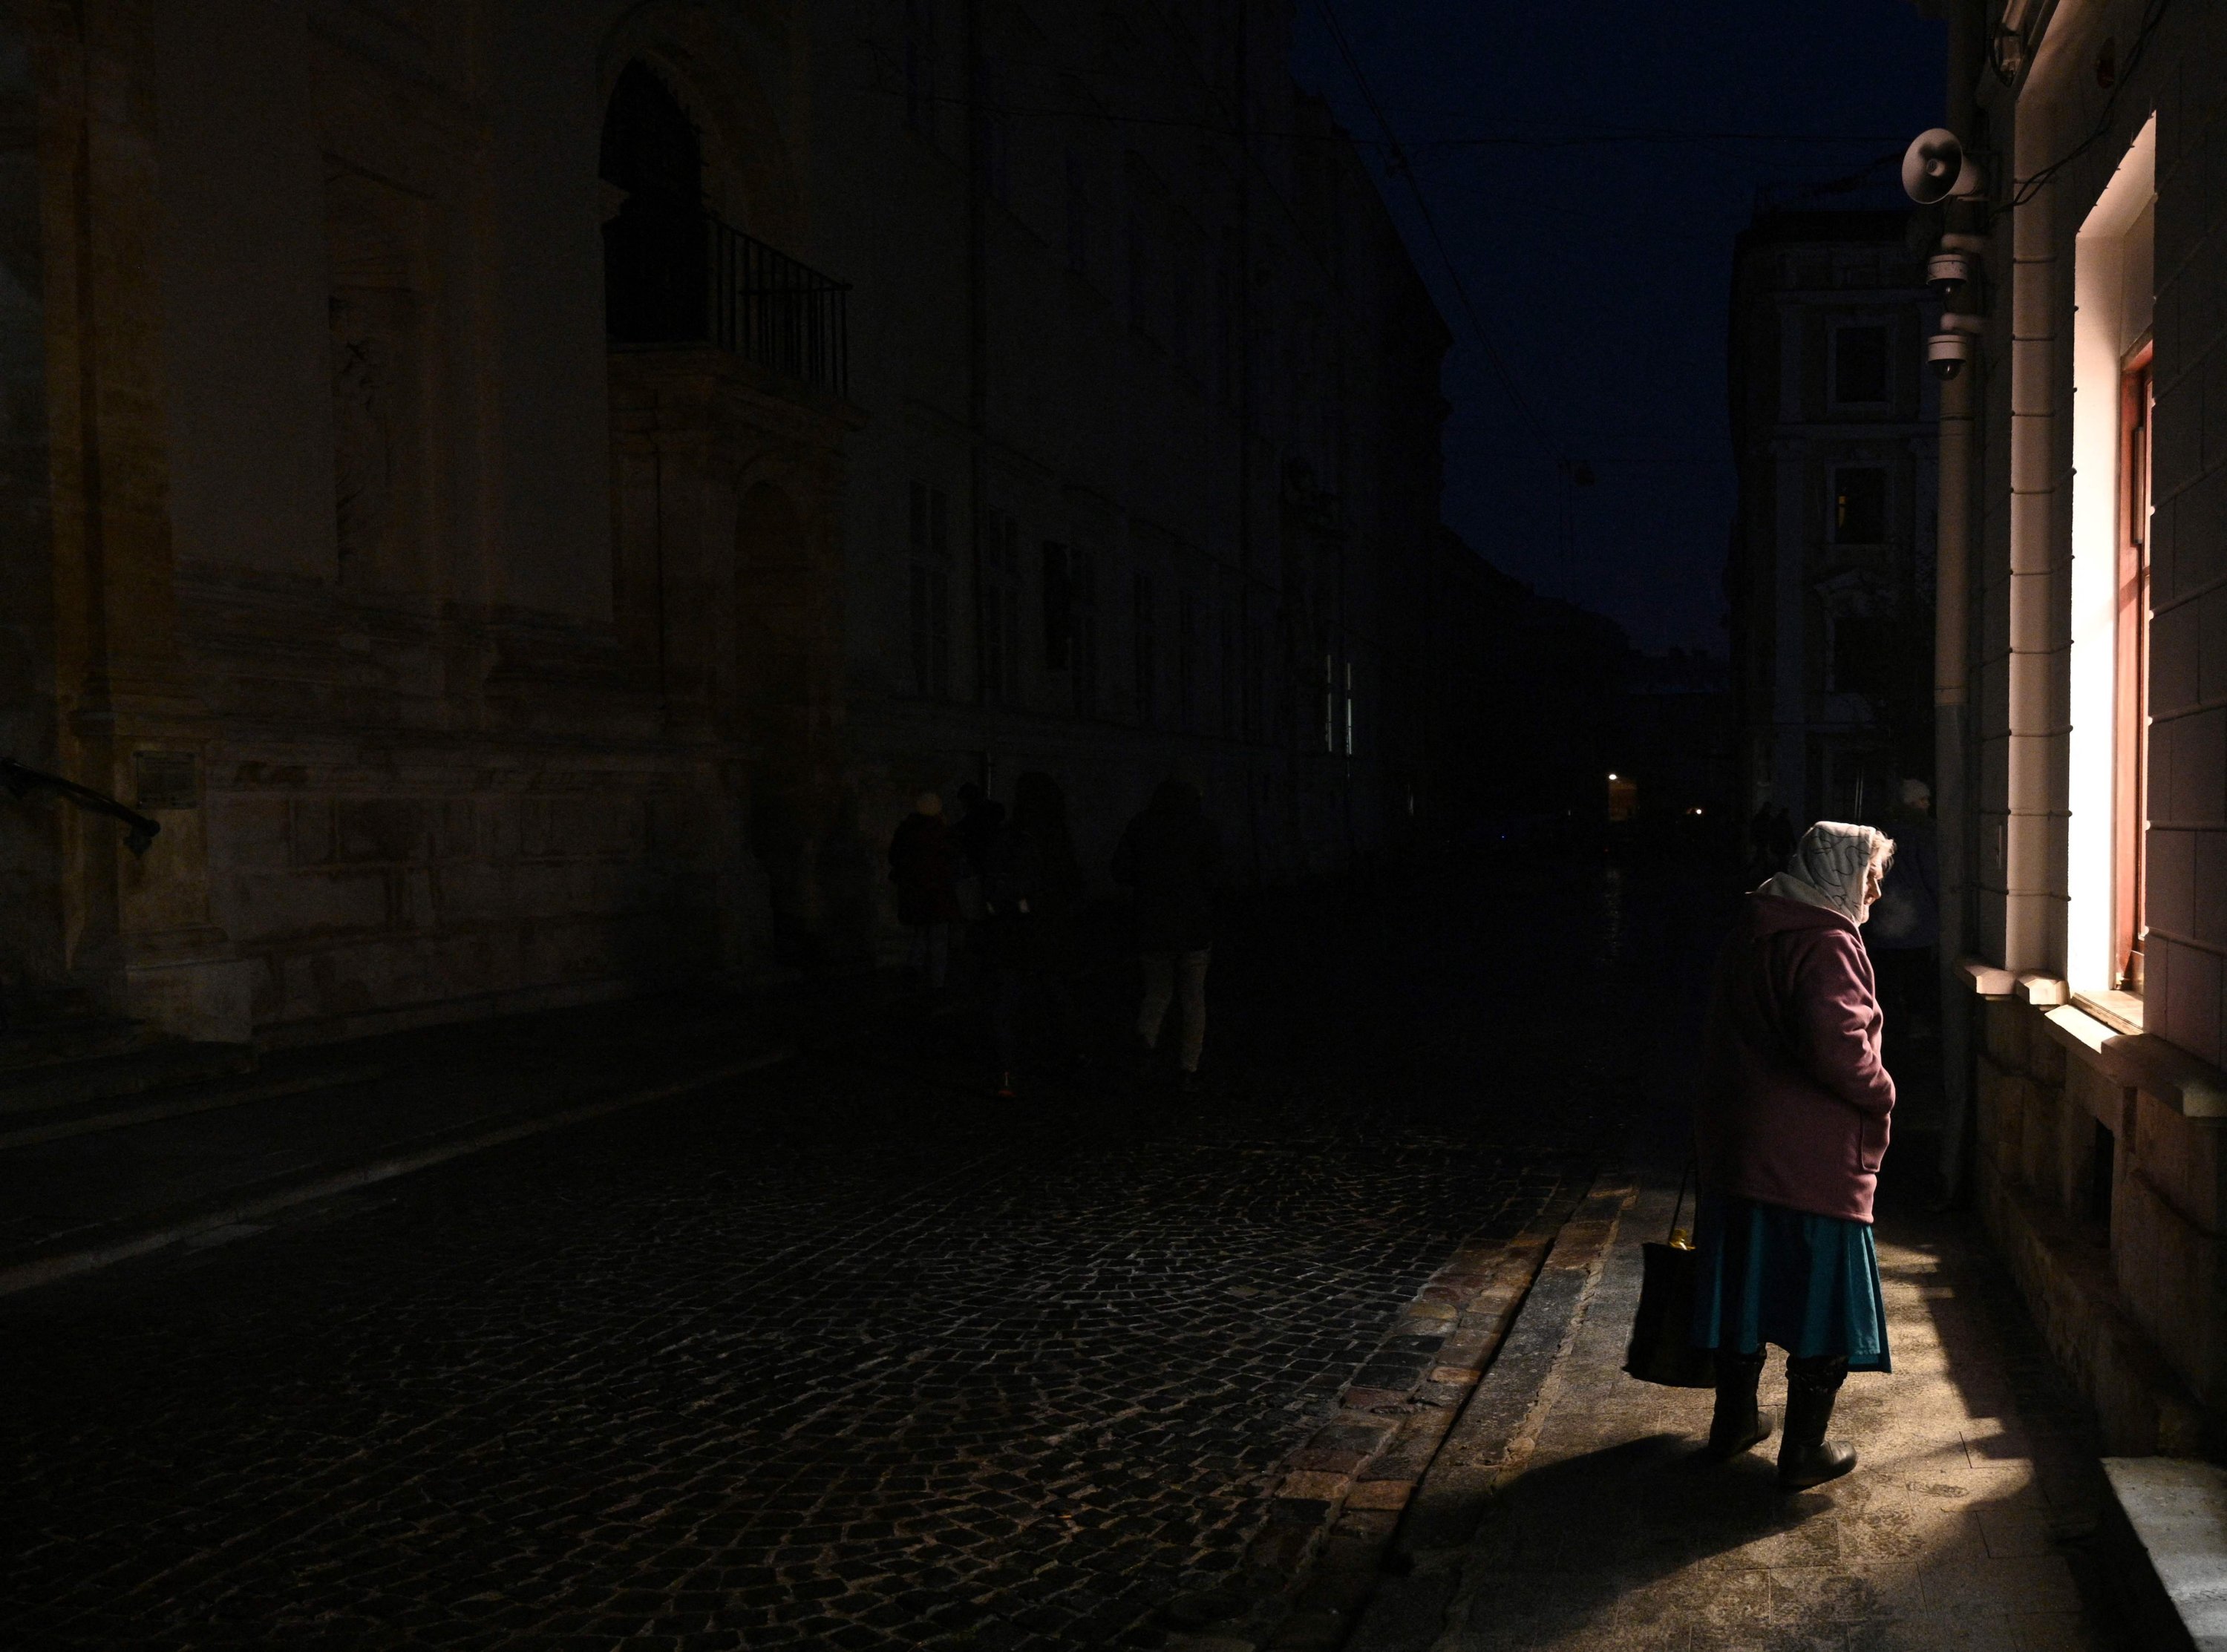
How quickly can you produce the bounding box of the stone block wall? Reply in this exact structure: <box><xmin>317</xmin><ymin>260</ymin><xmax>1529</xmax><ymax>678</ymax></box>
<box><xmin>3</xmin><ymin>1</ymin><xmax>1459</xmax><ymax>1045</ymax></box>
<box><xmin>2144</xmin><ymin>1</ymin><xmax>2227</xmax><ymax>1070</ymax></box>
<box><xmin>1950</xmin><ymin>0</ymin><xmax>2227</xmax><ymax>1458</ymax></box>
<box><xmin>207</xmin><ymin>755</ymin><xmax>744</xmax><ymax>1040</ymax></box>
<box><xmin>1972</xmin><ymin>993</ymin><xmax>2227</xmax><ymax>1451</ymax></box>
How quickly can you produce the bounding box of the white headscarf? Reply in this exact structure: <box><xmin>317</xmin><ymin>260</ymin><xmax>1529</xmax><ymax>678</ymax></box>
<box><xmin>1759</xmin><ymin>820</ymin><xmax>1895</xmax><ymax>927</ymax></box>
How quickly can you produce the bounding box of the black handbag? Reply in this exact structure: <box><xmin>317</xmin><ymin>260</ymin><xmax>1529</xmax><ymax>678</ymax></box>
<box><xmin>1622</xmin><ymin>1163</ymin><xmax>1716</xmax><ymax>1389</ymax></box>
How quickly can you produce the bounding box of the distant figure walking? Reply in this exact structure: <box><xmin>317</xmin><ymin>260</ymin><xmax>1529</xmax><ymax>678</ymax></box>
<box><xmin>1767</xmin><ymin>807</ymin><xmax>1796</xmax><ymax>865</ymax></box>
<box><xmin>1691</xmin><ymin>820</ymin><xmax>1897</xmax><ymax>1490</ymax></box>
<box><xmin>975</xmin><ymin>788</ymin><xmax>1042</xmax><ymax>1100</ymax></box>
<box><xmin>1744</xmin><ymin>803</ymin><xmax>1797</xmax><ymax>885</ymax></box>
<box><xmin>1112</xmin><ymin>779</ymin><xmax>1222</xmax><ymax>1090</ymax></box>
<box><xmin>888</xmin><ymin>793</ymin><xmax>963</xmax><ymax>989</ymax></box>
<box><xmin>1745</xmin><ymin>802</ymin><xmax>1776</xmax><ymax>881</ymax></box>
<box><xmin>1867</xmin><ymin>779</ymin><xmax>1940</xmax><ymax>1040</ymax></box>
<box><xmin>949</xmin><ymin>782</ymin><xmax>999</xmax><ymax>923</ymax></box>
<box><xmin>975</xmin><ymin>773</ymin><xmax>1082</xmax><ymax>1098</ymax></box>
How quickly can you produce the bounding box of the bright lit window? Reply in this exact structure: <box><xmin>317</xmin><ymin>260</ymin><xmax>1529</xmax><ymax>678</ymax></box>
<box><xmin>2068</xmin><ymin>116</ymin><xmax>2156</xmax><ymax>1000</ymax></box>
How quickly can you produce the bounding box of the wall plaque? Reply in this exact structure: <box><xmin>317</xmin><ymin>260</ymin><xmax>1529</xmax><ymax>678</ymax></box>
<box><xmin>134</xmin><ymin>750</ymin><xmax>199</xmax><ymax>810</ymax></box>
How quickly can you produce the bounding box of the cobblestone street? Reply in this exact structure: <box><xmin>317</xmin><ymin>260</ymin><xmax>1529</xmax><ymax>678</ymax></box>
<box><xmin>0</xmin><ymin>862</ymin><xmax>1694</xmax><ymax>1651</ymax></box>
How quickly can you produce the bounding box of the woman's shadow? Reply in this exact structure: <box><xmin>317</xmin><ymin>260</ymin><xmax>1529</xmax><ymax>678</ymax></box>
<box><xmin>1434</xmin><ymin>1429</ymin><xmax>1891</xmax><ymax>1648</ymax></box>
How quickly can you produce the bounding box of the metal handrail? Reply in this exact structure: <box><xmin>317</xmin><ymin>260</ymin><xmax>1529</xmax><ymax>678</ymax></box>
<box><xmin>0</xmin><ymin>758</ymin><xmax>161</xmax><ymax>855</ymax></box>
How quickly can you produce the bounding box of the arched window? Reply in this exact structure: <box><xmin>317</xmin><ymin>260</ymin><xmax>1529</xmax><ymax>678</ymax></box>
<box><xmin>600</xmin><ymin>62</ymin><xmax>707</xmax><ymax>342</ymax></box>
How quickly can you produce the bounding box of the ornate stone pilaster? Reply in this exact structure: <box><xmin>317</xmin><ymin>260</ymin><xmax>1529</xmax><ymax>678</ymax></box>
<box><xmin>19</xmin><ymin>0</ymin><xmax>249</xmax><ymax>1037</ymax></box>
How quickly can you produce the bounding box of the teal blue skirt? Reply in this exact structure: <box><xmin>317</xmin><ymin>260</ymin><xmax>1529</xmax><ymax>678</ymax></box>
<box><xmin>1687</xmin><ymin>1194</ymin><xmax>1891</xmax><ymax>1371</ymax></box>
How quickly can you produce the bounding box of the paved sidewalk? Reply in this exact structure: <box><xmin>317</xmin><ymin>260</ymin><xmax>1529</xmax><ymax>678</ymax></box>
<box><xmin>1350</xmin><ymin>1179</ymin><xmax>2126</xmax><ymax>1652</ymax></box>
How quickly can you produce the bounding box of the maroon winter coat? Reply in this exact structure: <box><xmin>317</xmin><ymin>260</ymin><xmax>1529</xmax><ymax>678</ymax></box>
<box><xmin>1695</xmin><ymin>893</ymin><xmax>1897</xmax><ymax>1225</ymax></box>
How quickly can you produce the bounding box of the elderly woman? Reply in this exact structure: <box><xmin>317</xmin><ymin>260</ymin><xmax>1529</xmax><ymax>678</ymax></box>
<box><xmin>1693</xmin><ymin>820</ymin><xmax>1897</xmax><ymax>1489</ymax></box>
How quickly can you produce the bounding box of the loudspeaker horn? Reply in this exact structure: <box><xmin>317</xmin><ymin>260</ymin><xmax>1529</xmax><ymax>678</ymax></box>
<box><xmin>1903</xmin><ymin>128</ymin><xmax>1986</xmax><ymax>205</ymax></box>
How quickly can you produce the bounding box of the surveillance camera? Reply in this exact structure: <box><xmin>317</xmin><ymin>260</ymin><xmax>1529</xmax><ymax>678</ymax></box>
<box><xmin>1928</xmin><ymin>330</ymin><xmax>1974</xmax><ymax>379</ymax></box>
<box><xmin>1926</xmin><ymin>249</ymin><xmax>1974</xmax><ymax>298</ymax></box>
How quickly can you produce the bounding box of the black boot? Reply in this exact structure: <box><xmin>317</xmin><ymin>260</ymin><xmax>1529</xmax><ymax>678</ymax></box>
<box><xmin>1777</xmin><ymin>1355</ymin><xmax>1856</xmax><ymax>1489</ymax></box>
<box><xmin>1706</xmin><ymin>1348</ymin><xmax>1770</xmax><ymax>1458</ymax></box>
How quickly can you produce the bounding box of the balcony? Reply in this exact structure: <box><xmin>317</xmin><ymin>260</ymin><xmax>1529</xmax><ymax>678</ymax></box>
<box><xmin>605</xmin><ymin>208</ymin><xmax>849</xmax><ymax>400</ymax></box>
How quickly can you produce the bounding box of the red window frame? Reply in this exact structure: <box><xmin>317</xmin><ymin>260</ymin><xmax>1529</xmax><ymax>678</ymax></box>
<box><xmin>2114</xmin><ymin>344</ymin><xmax>2154</xmax><ymax>994</ymax></box>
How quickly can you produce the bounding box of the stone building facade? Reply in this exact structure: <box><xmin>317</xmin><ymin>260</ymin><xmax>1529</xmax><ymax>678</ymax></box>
<box><xmin>1410</xmin><ymin>529</ymin><xmax>1634</xmax><ymax>841</ymax></box>
<box><xmin>0</xmin><ymin>1</ymin><xmax>1453</xmax><ymax>1046</ymax></box>
<box><xmin>1926</xmin><ymin>0</ymin><xmax>2227</xmax><ymax>1452</ymax></box>
<box><xmin>1727</xmin><ymin>206</ymin><xmax>1939</xmax><ymax>827</ymax></box>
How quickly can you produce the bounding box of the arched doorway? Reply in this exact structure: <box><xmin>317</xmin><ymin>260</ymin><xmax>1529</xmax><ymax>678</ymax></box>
<box><xmin>595</xmin><ymin>38</ymin><xmax>866</xmax><ymax>965</ymax></box>
<box><xmin>599</xmin><ymin>62</ymin><xmax>707</xmax><ymax>343</ymax></box>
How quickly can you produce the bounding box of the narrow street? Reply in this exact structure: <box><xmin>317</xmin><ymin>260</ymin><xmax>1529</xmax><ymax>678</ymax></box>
<box><xmin>0</xmin><ymin>860</ymin><xmax>2125</xmax><ymax>1651</ymax></box>
<box><xmin>5</xmin><ymin>4</ymin><xmax>2214</xmax><ymax>1648</ymax></box>
<box><xmin>0</xmin><ymin>860</ymin><xmax>1687</xmax><ymax>1651</ymax></box>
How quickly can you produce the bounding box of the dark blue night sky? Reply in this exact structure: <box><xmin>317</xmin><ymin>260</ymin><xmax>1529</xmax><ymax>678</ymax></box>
<box><xmin>1290</xmin><ymin>1</ymin><xmax>1946</xmax><ymax>654</ymax></box>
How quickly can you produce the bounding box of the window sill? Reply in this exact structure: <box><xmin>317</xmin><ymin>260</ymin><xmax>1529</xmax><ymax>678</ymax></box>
<box><xmin>1955</xmin><ymin>960</ymin><xmax>2080</xmax><ymax>1009</ymax></box>
<box><xmin>2036</xmin><ymin>1001</ymin><xmax>2227</xmax><ymax>1120</ymax></box>
<box><xmin>2073</xmin><ymin>989</ymin><xmax>2145</xmax><ymax>1036</ymax></box>
<box><xmin>1958</xmin><ymin>957</ymin><xmax>2017</xmax><ymax>997</ymax></box>
<box><xmin>1960</xmin><ymin>963</ymin><xmax>2224</xmax><ymax>1116</ymax></box>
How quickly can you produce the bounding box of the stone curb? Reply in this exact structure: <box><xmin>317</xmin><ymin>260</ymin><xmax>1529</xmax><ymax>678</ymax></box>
<box><xmin>0</xmin><ymin>1046</ymin><xmax>797</xmax><ymax>1299</ymax></box>
<box><xmin>0</xmin><ymin>1063</ymin><xmax>387</xmax><ymax>1151</ymax></box>
<box><xmin>1163</xmin><ymin>1166</ymin><xmax>1618</xmax><ymax>1652</ymax></box>
<box><xmin>1328</xmin><ymin>1170</ymin><xmax>1638</xmax><ymax>1652</ymax></box>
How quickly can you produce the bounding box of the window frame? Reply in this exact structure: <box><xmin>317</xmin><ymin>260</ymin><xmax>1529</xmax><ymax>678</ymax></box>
<box><xmin>980</xmin><ymin>511</ymin><xmax>1022</xmax><ymax>707</ymax></box>
<box><xmin>2114</xmin><ymin>342</ymin><xmax>2154</xmax><ymax>994</ymax></box>
<box><xmin>1177</xmin><ymin>589</ymin><xmax>1198</xmax><ymax>732</ymax></box>
<box><xmin>1828</xmin><ymin>320</ymin><xmax>1891</xmax><ymax>409</ymax></box>
<box><xmin>1217</xmin><ymin>607</ymin><xmax>1237</xmax><ymax>735</ymax></box>
<box><xmin>1063</xmin><ymin>147</ymin><xmax>1093</xmax><ymax>276</ymax></box>
<box><xmin>2067</xmin><ymin>114</ymin><xmax>2156</xmax><ymax>1008</ymax></box>
<box><xmin>1320</xmin><ymin>639</ymin><xmax>1335</xmax><ymax>753</ymax></box>
<box><xmin>907</xmin><ymin>481</ymin><xmax>952</xmax><ymax>699</ymax></box>
<box><xmin>1070</xmin><ymin>546</ymin><xmax>1099</xmax><ymax>718</ymax></box>
<box><xmin>1829</xmin><ymin>463</ymin><xmax>1890</xmax><ymax>546</ymax></box>
<box><xmin>1041</xmin><ymin>540</ymin><xmax>1073</xmax><ymax>672</ymax></box>
<box><xmin>903</xmin><ymin>0</ymin><xmax>938</xmax><ymax>139</ymax></box>
<box><xmin>1132</xmin><ymin>571</ymin><xmax>1157</xmax><ymax>729</ymax></box>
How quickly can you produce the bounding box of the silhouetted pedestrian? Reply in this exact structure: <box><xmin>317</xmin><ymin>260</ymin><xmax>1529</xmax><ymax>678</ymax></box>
<box><xmin>950</xmin><ymin>781</ymin><xmax>998</xmax><ymax>922</ymax></box>
<box><xmin>1013</xmin><ymin>772</ymin><xmax>1085</xmax><ymax>948</ymax></box>
<box><xmin>1868</xmin><ymin>779</ymin><xmax>1940</xmax><ymax>1040</ymax></box>
<box><xmin>975</xmin><ymin>776</ymin><xmax>1081</xmax><ymax>1098</ymax></box>
<box><xmin>1691</xmin><ymin>821</ymin><xmax>1898</xmax><ymax>1490</ymax></box>
<box><xmin>975</xmin><ymin>793</ymin><xmax>1042</xmax><ymax>1100</ymax></box>
<box><xmin>1767</xmin><ymin>806</ymin><xmax>1796</xmax><ymax>865</ymax></box>
<box><xmin>1747</xmin><ymin>802</ymin><xmax>1776</xmax><ymax>876</ymax></box>
<box><xmin>888</xmin><ymin>792</ymin><xmax>963</xmax><ymax>989</ymax></box>
<box><xmin>1112</xmin><ymin>779</ymin><xmax>1222</xmax><ymax>1091</ymax></box>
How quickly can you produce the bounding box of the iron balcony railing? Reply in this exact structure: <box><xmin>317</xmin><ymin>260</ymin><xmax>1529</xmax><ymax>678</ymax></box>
<box><xmin>606</xmin><ymin>206</ymin><xmax>849</xmax><ymax>399</ymax></box>
<box><xmin>707</xmin><ymin>218</ymin><xmax>848</xmax><ymax>399</ymax></box>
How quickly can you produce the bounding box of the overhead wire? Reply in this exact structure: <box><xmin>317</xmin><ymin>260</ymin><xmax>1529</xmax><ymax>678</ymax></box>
<box><xmin>871</xmin><ymin>17</ymin><xmax>1839</xmax><ymax>478</ymax></box>
<box><xmin>860</xmin><ymin>63</ymin><xmax>1900</xmax><ymax>153</ymax></box>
